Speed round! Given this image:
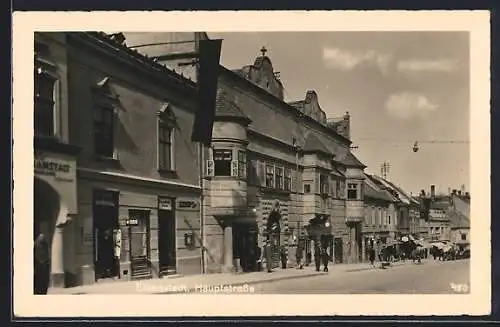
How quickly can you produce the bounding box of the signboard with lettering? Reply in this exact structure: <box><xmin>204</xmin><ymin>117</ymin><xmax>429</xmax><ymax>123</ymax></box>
<box><xmin>177</xmin><ymin>200</ymin><xmax>199</xmax><ymax>210</ymax></box>
<box><xmin>126</xmin><ymin>218</ymin><xmax>139</xmax><ymax>226</ymax></box>
<box><xmin>158</xmin><ymin>197</ymin><xmax>173</xmax><ymax>211</ymax></box>
<box><xmin>34</xmin><ymin>157</ymin><xmax>73</xmax><ymax>178</ymax></box>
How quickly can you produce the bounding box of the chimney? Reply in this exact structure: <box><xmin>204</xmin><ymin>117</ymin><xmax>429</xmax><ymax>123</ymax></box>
<box><xmin>420</xmin><ymin>189</ymin><xmax>426</xmax><ymax>197</ymax></box>
<box><xmin>461</xmin><ymin>184</ymin><xmax>466</xmax><ymax>194</ymax></box>
<box><xmin>448</xmin><ymin>187</ymin><xmax>451</xmax><ymax>195</ymax></box>
<box><xmin>458</xmin><ymin>190</ymin><xmax>462</xmax><ymax>196</ymax></box>
<box><xmin>465</xmin><ymin>192</ymin><xmax>470</xmax><ymax>198</ymax></box>
<box><xmin>430</xmin><ymin>185</ymin><xmax>435</xmax><ymax>198</ymax></box>
<box><xmin>452</xmin><ymin>189</ymin><xmax>457</xmax><ymax>196</ymax></box>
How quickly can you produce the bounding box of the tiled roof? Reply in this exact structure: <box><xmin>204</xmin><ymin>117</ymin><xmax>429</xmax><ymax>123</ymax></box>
<box><xmin>364</xmin><ymin>181</ymin><xmax>394</xmax><ymax>202</ymax></box>
<box><xmin>84</xmin><ymin>32</ymin><xmax>197</xmax><ymax>89</ymax></box>
<box><xmin>215</xmin><ymin>91</ymin><xmax>251</xmax><ymax>124</ymax></box>
<box><xmin>303</xmin><ymin>133</ymin><xmax>332</xmax><ymax>156</ymax></box>
<box><xmin>340</xmin><ymin>151</ymin><xmax>366</xmax><ymax>168</ymax></box>
<box><xmin>449</xmin><ymin>211</ymin><xmax>469</xmax><ymax>229</ymax></box>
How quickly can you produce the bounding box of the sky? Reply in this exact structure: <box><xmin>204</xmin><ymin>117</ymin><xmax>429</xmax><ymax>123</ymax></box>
<box><xmin>209</xmin><ymin>32</ymin><xmax>470</xmax><ymax>195</ymax></box>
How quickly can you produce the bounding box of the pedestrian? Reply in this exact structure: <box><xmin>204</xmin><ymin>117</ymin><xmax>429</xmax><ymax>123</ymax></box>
<box><xmin>369</xmin><ymin>247</ymin><xmax>376</xmax><ymax>267</ymax></box>
<box><xmin>321</xmin><ymin>246</ymin><xmax>329</xmax><ymax>272</ymax></box>
<box><xmin>296</xmin><ymin>238</ymin><xmax>304</xmax><ymax>269</ymax></box>
<box><xmin>34</xmin><ymin>229</ymin><xmax>50</xmax><ymax>295</ymax></box>
<box><xmin>256</xmin><ymin>245</ymin><xmax>262</xmax><ymax>271</ymax></box>
<box><xmin>264</xmin><ymin>239</ymin><xmax>273</xmax><ymax>273</ymax></box>
<box><xmin>314</xmin><ymin>241</ymin><xmax>321</xmax><ymax>272</ymax></box>
<box><xmin>280</xmin><ymin>245</ymin><xmax>287</xmax><ymax>269</ymax></box>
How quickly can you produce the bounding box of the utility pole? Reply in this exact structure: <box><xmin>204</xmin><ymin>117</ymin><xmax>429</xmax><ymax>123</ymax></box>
<box><xmin>381</xmin><ymin>162</ymin><xmax>390</xmax><ymax>180</ymax></box>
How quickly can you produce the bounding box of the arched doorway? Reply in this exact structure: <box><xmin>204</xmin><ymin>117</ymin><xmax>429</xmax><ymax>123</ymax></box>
<box><xmin>34</xmin><ymin>177</ymin><xmax>60</xmax><ymax>293</ymax></box>
<box><xmin>266</xmin><ymin>210</ymin><xmax>281</xmax><ymax>269</ymax></box>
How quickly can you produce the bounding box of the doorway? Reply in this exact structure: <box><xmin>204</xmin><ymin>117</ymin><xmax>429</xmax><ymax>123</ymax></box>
<box><xmin>334</xmin><ymin>237</ymin><xmax>343</xmax><ymax>263</ymax></box>
<box><xmin>158</xmin><ymin>197</ymin><xmax>176</xmax><ymax>276</ymax></box>
<box><xmin>128</xmin><ymin>209</ymin><xmax>151</xmax><ymax>280</ymax></box>
<box><xmin>267</xmin><ymin>211</ymin><xmax>281</xmax><ymax>269</ymax></box>
<box><xmin>233</xmin><ymin>223</ymin><xmax>258</xmax><ymax>272</ymax></box>
<box><xmin>93</xmin><ymin>190</ymin><xmax>119</xmax><ymax>280</ymax></box>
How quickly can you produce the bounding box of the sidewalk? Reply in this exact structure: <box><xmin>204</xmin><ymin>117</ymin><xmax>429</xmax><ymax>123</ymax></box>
<box><xmin>48</xmin><ymin>260</ymin><xmax>410</xmax><ymax>295</ymax></box>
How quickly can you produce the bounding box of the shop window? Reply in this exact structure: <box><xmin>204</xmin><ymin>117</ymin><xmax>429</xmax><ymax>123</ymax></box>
<box><xmin>275</xmin><ymin>166</ymin><xmax>283</xmax><ymax>189</ymax></box>
<box><xmin>34</xmin><ymin>60</ymin><xmax>57</xmax><ymax>138</ymax></box>
<box><xmin>284</xmin><ymin>168</ymin><xmax>291</xmax><ymax>192</ymax></box>
<box><xmin>265</xmin><ymin>165</ymin><xmax>275</xmax><ymax>188</ymax></box>
<box><xmin>158</xmin><ymin>118</ymin><xmax>174</xmax><ymax>171</ymax></box>
<box><xmin>94</xmin><ymin>105</ymin><xmax>115</xmax><ymax>158</ymax></box>
<box><xmin>213</xmin><ymin>149</ymin><xmax>232</xmax><ymax>176</ymax></box>
<box><xmin>304</xmin><ymin>183</ymin><xmax>311</xmax><ymax>194</ymax></box>
<box><xmin>238</xmin><ymin>150</ymin><xmax>247</xmax><ymax>179</ymax></box>
<box><xmin>347</xmin><ymin>183</ymin><xmax>358</xmax><ymax>200</ymax></box>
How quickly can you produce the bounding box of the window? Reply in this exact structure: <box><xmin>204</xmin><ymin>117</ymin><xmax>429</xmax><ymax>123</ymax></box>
<box><xmin>461</xmin><ymin>233</ymin><xmax>467</xmax><ymax>241</ymax></box>
<box><xmin>275</xmin><ymin>166</ymin><xmax>283</xmax><ymax>189</ymax></box>
<box><xmin>347</xmin><ymin>183</ymin><xmax>358</xmax><ymax>200</ymax></box>
<box><xmin>94</xmin><ymin>105</ymin><xmax>115</xmax><ymax>158</ymax></box>
<box><xmin>238</xmin><ymin>151</ymin><xmax>246</xmax><ymax>178</ymax></box>
<box><xmin>371</xmin><ymin>207</ymin><xmax>376</xmax><ymax>225</ymax></box>
<box><xmin>284</xmin><ymin>168</ymin><xmax>291</xmax><ymax>192</ymax></box>
<box><xmin>320</xmin><ymin>174</ymin><xmax>329</xmax><ymax>195</ymax></box>
<box><xmin>388</xmin><ymin>215</ymin><xmax>391</xmax><ymax>225</ymax></box>
<box><xmin>304</xmin><ymin>183</ymin><xmax>311</xmax><ymax>193</ymax></box>
<box><xmin>213</xmin><ymin>149</ymin><xmax>232</xmax><ymax>176</ymax></box>
<box><xmin>378</xmin><ymin>208</ymin><xmax>382</xmax><ymax>226</ymax></box>
<box><xmin>158</xmin><ymin>117</ymin><xmax>173</xmax><ymax>171</ymax></box>
<box><xmin>34</xmin><ymin>66</ymin><xmax>57</xmax><ymax>137</ymax></box>
<box><xmin>265</xmin><ymin>165</ymin><xmax>275</xmax><ymax>188</ymax></box>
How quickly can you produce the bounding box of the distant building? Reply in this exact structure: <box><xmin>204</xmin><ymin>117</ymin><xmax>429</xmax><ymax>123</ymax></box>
<box><xmin>362</xmin><ymin>174</ymin><xmax>399</xmax><ymax>260</ymax></box>
<box><xmin>449</xmin><ymin>191</ymin><xmax>470</xmax><ymax>249</ymax></box>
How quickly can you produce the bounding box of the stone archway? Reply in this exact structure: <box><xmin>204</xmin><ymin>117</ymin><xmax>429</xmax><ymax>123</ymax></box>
<box><xmin>34</xmin><ymin>177</ymin><xmax>73</xmax><ymax>288</ymax></box>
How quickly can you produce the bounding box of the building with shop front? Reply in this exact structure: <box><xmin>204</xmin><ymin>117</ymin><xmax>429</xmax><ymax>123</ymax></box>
<box><xmin>34</xmin><ymin>32</ymin><xmax>204</xmax><ymax>289</ymax></box>
<box><xmin>122</xmin><ymin>33</ymin><xmax>368</xmax><ymax>270</ymax></box>
<box><xmin>361</xmin><ymin>174</ymin><xmax>399</xmax><ymax>261</ymax></box>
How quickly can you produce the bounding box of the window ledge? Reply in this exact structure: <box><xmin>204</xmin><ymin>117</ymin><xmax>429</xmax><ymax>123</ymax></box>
<box><xmin>260</xmin><ymin>187</ymin><xmax>291</xmax><ymax>195</ymax></box>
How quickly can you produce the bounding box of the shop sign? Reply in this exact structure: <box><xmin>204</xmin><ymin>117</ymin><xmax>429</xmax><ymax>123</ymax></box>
<box><xmin>178</xmin><ymin>200</ymin><xmax>198</xmax><ymax>209</ymax></box>
<box><xmin>126</xmin><ymin>218</ymin><xmax>139</xmax><ymax>226</ymax></box>
<box><xmin>34</xmin><ymin>157</ymin><xmax>73</xmax><ymax>179</ymax></box>
<box><xmin>158</xmin><ymin>197</ymin><xmax>173</xmax><ymax>210</ymax></box>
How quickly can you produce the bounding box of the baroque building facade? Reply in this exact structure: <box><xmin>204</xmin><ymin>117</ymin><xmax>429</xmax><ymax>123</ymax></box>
<box><xmin>123</xmin><ymin>32</ymin><xmax>368</xmax><ymax>271</ymax></box>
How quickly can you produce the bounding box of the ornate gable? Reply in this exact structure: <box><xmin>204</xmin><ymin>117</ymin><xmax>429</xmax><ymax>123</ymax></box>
<box><xmin>302</xmin><ymin>90</ymin><xmax>327</xmax><ymax>125</ymax></box>
<box><xmin>241</xmin><ymin>47</ymin><xmax>285</xmax><ymax>100</ymax></box>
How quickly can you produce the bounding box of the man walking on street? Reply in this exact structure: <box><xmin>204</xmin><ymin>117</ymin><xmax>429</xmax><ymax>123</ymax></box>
<box><xmin>34</xmin><ymin>227</ymin><xmax>51</xmax><ymax>295</ymax></box>
<box><xmin>314</xmin><ymin>239</ymin><xmax>321</xmax><ymax>272</ymax></box>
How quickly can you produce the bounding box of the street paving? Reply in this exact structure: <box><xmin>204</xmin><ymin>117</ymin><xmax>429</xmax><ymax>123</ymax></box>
<box><xmin>252</xmin><ymin>258</ymin><xmax>470</xmax><ymax>294</ymax></box>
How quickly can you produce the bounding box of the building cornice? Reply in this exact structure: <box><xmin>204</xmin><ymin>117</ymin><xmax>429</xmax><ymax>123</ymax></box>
<box><xmin>77</xmin><ymin>168</ymin><xmax>201</xmax><ymax>192</ymax></box>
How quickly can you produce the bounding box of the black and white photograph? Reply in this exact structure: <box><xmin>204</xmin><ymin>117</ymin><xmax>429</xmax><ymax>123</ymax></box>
<box><xmin>13</xmin><ymin>11</ymin><xmax>490</xmax><ymax>317</ymax></box>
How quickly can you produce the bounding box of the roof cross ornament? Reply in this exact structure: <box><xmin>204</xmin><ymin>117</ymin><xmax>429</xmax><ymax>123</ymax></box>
<box><xmin>260</xmin><ymin>46</ymin><xmax>268</xmax><ymax>57</ymax></box>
